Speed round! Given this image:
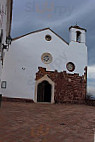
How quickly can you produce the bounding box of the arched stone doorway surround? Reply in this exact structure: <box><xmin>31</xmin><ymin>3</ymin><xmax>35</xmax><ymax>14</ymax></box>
<box><xmin>34</xmin><ymin>75</ymin><xmax>55</xmax><ymax>104</ymax></box>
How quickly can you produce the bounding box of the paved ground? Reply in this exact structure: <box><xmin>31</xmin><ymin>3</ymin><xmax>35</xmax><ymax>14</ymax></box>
<box><xmin>0</xmin><ymin>102</ymin><xmax>95</xmax><ymax>142</ymax></box>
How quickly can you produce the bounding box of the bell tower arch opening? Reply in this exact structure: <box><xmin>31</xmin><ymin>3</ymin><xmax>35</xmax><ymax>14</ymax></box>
<box><xmin>76</xmin><ymin>31</ymin><xmax>81</xmax><ymax>42</ymax></box>
<box><xmin>69</xmin><ymin>25</ymin><xmax>86</xmax><ymax>43</ymax></box>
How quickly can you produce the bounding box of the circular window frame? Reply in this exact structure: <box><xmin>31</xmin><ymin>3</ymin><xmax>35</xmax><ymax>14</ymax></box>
<box><xmin>66</xmin><ymin>62</ymin><xmax>75</xmax><ymax>72</ymax></box>
<box><xmin>45</xmin><ymin>35</ymin><xmax>52</xmax><ymax>41</ymax></box>
<box><xmin>41</xmin><ymin>53</ymin><xmax>53</xmax><ymax>64</ymax></box>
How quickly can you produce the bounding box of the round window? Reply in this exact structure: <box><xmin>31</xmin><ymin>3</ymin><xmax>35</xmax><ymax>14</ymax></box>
<box><xmin>45</xmin><ymin>35</ymin><xmax>52</xmax><ymax>41</ymax></box>
<box><xmin>66</xmin><ymin>62</ymin><xmax>75</xmax><ymax>72</ymax></box>
<box><xmin>41</xmin><ymin>53</ymin><xmax>52</xmax><ymax>64</ymax></box>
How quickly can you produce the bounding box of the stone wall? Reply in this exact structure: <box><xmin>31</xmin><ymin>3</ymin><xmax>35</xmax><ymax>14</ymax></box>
<box><xmin>36</xmin><ymin>67</ymin><xmax>87</xmax><ymax>103</ymax></box>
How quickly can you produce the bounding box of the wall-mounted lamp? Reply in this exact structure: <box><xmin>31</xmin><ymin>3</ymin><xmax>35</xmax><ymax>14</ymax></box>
<box><xmin>2</xmin><ymin>36</ymin><xmax>12</xmax><ymax>50</ymax></box>
<box><xmin>6</xmin><ymin>35</ymin><xmax>12</xmax><ymax>45</ymax></box>
<box><xmin>2</xmin><ymin>44</ymin><xmax>7</xmax><ymax>49</ymax></box>
<box><xmin>1</xmin><ymin>44</ymin><xmax>8</xmax><ymax>66</ymax></box>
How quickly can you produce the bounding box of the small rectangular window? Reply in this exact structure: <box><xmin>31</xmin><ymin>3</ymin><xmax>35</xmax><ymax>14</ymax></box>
<box><xmin>1</xmin><ymin>81</ymin><xmax>7</xmax><ymax>89</ymax></box>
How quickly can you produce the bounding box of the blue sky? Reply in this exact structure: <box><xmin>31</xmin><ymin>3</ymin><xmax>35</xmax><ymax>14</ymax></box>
<box><xmin>11</xmin><ymin>0</ymin><xmax>95</xmax><ymax>96</ymax></box>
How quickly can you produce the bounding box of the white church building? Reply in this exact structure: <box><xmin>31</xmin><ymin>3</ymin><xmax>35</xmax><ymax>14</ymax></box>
<box><xmin>1</xmin><ymin>25</ymin><xmax>87</xmax><ymax>103</ymax></box>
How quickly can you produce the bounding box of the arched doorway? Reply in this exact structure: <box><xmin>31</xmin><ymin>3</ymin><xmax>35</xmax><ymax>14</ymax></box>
<box><xmin>37</xmin><ymin>81</ymin><xmax>51</xmax><ymax>102</ymax></box>
<box><xmin>34</xmin><ymin>75</ymin><xmax>54</xmax><ymax>103</ymax></box>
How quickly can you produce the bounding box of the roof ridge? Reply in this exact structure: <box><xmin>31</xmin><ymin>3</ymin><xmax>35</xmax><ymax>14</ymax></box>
<box><xmin>12</xmin><ymin>28</ymin><xmax>50</xmax><ymax>41</ymax></box>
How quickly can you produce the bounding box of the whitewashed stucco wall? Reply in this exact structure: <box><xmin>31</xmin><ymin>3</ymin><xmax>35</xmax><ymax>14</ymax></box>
<box><xmin>0</xmin><ymin>0</ymin><xmax>8</xmax><ymax>82</ymax></box>
<box><xmin>0</xmin><ymin>0</ymin><xmax>8</xmax><ymax>44</ymax></box>
<box><xmin>1</xmin><ymin>29</ymin><xmax>87</xmax><ymax>99</ymax></box>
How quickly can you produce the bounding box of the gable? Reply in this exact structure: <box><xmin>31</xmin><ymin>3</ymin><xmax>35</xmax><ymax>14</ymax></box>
<box><xmin>12</xmin><ymin>28</ymin><xmax>69</xmax><ymax>46</ymax></box>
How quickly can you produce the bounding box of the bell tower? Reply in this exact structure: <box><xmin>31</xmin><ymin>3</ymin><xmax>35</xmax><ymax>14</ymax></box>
<box><xmin>69</xmin><ymin>25</ymin><xmax>87</xmax><ymax>44</ymax></box>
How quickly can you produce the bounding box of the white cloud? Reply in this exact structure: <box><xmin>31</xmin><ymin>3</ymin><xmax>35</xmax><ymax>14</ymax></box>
<box><xmin>88</xmin><ymin>65</ymin><xmax>95</xmax><ymax>79</ymax></box>
<box><xmin>87</xmin><ymin>86</ymin><xmax>95</xmax><ymax>96</ymax></box>
<box><xmin>87</xmin><ymin>66</ymin><xmax>95</xmax><ymax>96</ymax></box>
